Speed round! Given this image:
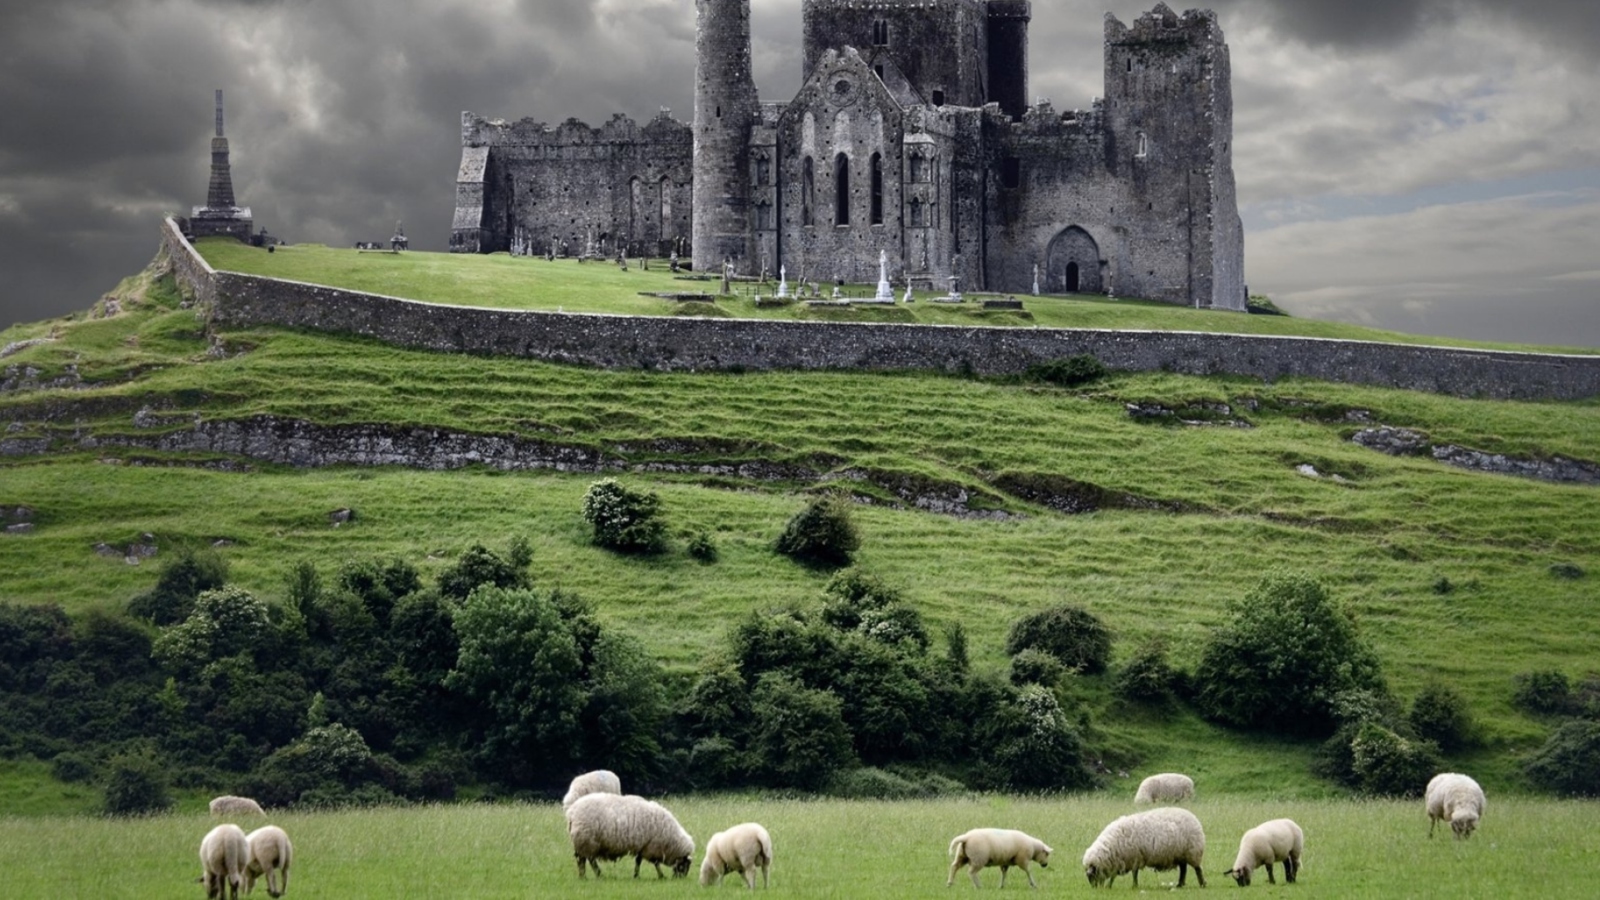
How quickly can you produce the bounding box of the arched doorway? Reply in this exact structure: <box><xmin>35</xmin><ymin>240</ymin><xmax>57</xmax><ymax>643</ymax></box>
<box><xmin>1045</xmin><ymin>226</ymin><xmax>1102</xmax><ymax>295</ymax></box>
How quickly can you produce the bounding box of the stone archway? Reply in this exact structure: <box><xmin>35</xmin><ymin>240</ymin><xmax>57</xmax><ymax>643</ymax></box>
<box><xmin>1045</xmin><ymin>226</ymin><xmax>1102</xmax><ymax>295</ymax></box>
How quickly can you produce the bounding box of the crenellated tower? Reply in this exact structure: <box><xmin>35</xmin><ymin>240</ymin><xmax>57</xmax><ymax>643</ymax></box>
<box><xmin>692</xmin><ymin>0</ymin><xmax>761</xmax><ymax>272</ymax></box>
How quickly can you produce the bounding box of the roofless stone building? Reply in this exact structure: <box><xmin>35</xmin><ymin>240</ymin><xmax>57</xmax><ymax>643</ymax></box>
<box><xmin>451</xmin><ymin>2</ymin><xmax>1245</xmax><ymax>310</ymax></box>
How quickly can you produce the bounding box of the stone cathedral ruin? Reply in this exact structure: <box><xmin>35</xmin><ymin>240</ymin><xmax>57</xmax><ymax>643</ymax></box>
<box><xmin>450</xmin><ymin>1</ymin><xmax>1245</xmax><ymax>310</ymax></box>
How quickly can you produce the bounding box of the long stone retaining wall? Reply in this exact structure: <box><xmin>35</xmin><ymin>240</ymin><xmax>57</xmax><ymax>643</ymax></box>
<box><xmin>161</xmin><ymin>219</ymin><xmax>1600</xmax><ymax>401</ymax></box>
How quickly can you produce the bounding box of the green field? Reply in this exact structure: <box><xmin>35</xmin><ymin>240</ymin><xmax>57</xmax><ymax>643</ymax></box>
<box><xmin>2</xmin><ymin>251</ymin><xmax>1598</xmax><ymax>812</ymax></box>
<box><xmin>191</xmin><ymin>239</ymin><xmax>1600</xmax><ymax>354</ymax></box>
<box><xmin>2</xmin><ymin>795</ymin><xmax>1596</xmax><ymax>898</ymax></box>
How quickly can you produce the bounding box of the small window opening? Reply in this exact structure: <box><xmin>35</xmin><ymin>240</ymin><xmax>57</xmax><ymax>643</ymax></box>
<box><xmin>909</xmin><ymin>197</ymin><xmax>923</xmax><ymax>228</ymax></box>
<box><xmin>802</xmin><ymin>156</ymin><xmax>815</xmax><ymax>226</ymax></box>
<box><xmin>756</xmin><ymin>156</ymin><xmax>770</xmax><ymax>186</ymax></box>
<box><xmin>1127</xmin><ymin>59</ymin><xmax>1133</xmax><ymax>73</ymax></box>
<box><xmin>874</xmin><ymin>65</ymin><xmax>885</xmax><ymax>80</ymax></box>
<box><xmin>1136</xmin><ymin>131</ymin><xmax>1148</xmax><ymax>159</ymax></box>
<box><xmin>909</xmin><ymin>155</ymin><xmax>924</xmax><ymax>183</ymax></box>
<box><xmin>716</xmin><ymin>105</ymin><xmax>722</xmax><ymax>118</ymax></box>
<box><xmin>1001</xmin><ymin>157</ymin><xmax>1021</xmax><ymax>189</ymax></box>
<box><xmin>931</xmin><ymin>89</ymin><xmax>945</xmax><ymax>107</ymax></box>
<box><xmin>873</xmin><ymin>20</ymin><xmax>889</xmax><ymax>46</ymax></box>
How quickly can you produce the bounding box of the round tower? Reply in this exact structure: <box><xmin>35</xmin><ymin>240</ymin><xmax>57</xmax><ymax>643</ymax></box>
<box><xmin>692</xmin><ymin>0</ymin><xmax>760</xmax><ymax>273</ymax></box>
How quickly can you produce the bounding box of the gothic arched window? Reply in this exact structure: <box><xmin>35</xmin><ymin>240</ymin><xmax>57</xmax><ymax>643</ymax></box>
<box><xmin>835</xmin><ymin>153</ymin><xmax>851</xmax><ymax>226</ymax></box>
<box><xmin>870</xmin><ymin>152</ymin><xmax>884</xmax><ymax>225</ymax></box>
<box><xmin>802</xmin><ymin>156</ymin><xmax>815</xmax><ymax>226</ymax></box>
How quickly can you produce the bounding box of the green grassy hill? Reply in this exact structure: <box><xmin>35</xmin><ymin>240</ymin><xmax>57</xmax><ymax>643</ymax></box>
<box><xmin>1</xmin><ymin>248</ymin><xmax>1597</xmax><ymax>811</ymax></box>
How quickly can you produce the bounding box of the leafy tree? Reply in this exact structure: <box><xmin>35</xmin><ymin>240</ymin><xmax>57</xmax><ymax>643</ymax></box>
<box><xmin>1348</xmin><ymin>722</ymin><xmax>1440</xmax><ymax>797</ymax></box>
<box><xmin>1194</xmin><ymin>572</ymin><xmax>1386</xmax><ymax>736</ymax></box>
<box><xmin>437</xmin><ymin>543</ymin><xmax>529</xmax><ymax>601</ymax></box>
<box><xmin>1009</xmin><ymin>648</ymin><xmax>1066</xmax><ymax>687</ymax></box>
<box><xmin>1004</xmin><ymin>604</ymin><xmax>1112</xmax><ymax>675</ymax></box>
<box><xmin>1408</xmin><ymin>682</ymin><xmax>1477</xmax><ymax>752</ymax></box>
<box><xmin>1525</xmin><ymin>720</ymin><xmax>1600</xmax><ymax>797</ymax></box>
<box><xmin>1513</xmin><ymin>670</ymin><xmax>1574</xmax><ymax>716</ymax></box>
<box><xmin>337</xmin><ymin>557</ymin><xmax>420</xmax><ymax>626</ymax></box>
<box><xmin>152</xmin><ymin>586</ymin><xmax>273</xmax><ymax>676</ymax></box>
<box><xmin>1113</xmin><ymin>638</ymin><xmax>1180</xmax><ymax>704</ymax></box>
<box><xmin>284</xmin><ymin>560</ymin><xmax>322</xmax><ymax>624</ymax></box>
<box><xmin>581</xmin><ymin>479</ymin><xmax>667</xmax><ymax>554</ymax></box>
<box><xmin>988</xmin><ymin>684</ymin><xmax>1094</xmax><ymax>791</ymax></box>
<box><xmin>102</xmin><ymin>749</ymin><xmax>172</xmax><ymax>816</ymax></box>
<box><xmin>748</xmin><ymin>672</ymin><xmax>855</xmax><ymax>790</ymax></box>
<box><xmin>773</xmin><ymin>493</ymin><xmax>859</xmax><ymax>566</ymax></box>
<box><xmin>127</xmin><ymin>548</ymin><xmax>229</xmax><ymax>625</ymax></box>
<box><xmin>445</xmin><ymin>586</ymin><xmax>585</xmax><ymax>786</ymax></box>
<box><xmin>943</xmin><ymin>622</ymin><xmax>970</xmax><ymax>675</ymax></box>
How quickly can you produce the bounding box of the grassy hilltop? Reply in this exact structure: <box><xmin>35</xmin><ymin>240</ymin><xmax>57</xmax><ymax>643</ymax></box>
<box><xmin>1</xmin><ymin>244</ymin><xmax>1597</xmax><ymax>815</ymax></box>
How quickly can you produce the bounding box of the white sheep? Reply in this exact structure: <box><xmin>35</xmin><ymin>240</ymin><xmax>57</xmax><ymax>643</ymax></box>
<box><xmin>1082</xmin><ymin>806</ymin><xmax>1206</xmax><ymax>889</ymax></box>
<box><xmin>700</xmin><ymin>822</ymin><xmax>773</xmax><ymax>888</ymax></box>
<box><xmin>566</xmin><ymin>792</ymin><xmax>695</xmax><ymax>879</ymax></box>
<box><xmin>209</xmin><ymin>795</ymin><xmax>266</xmax><ymax>817</ymax></box>
<box><xmin>199</xmin><ymin>823</ymin><xmax>250</xmax><ymax>900</ymax></box>
<box><xmin>245</xmin><ymin>825</ymin><xmax>293</xmax><ymax>897</ymax></box>
<box><xmin>562</xmin><ymin>769</ymin><xmax>622</xmax><ymax>811</ymax></box>
<box><xmin>1224</xmin><ymin>818</ymin><xmax>1302</xmax><ymax>886</ymax></box>
<box><xmin>1133</xmin><ymin>772</ymin><xmax>1194</xmax><ymax>805</ymax></box>
<box><xmin>947</xmin><ymin>828</ymin><xmax>1053</xmax><ymax>889</ymax></box>
<box><xmin>1426</xmin><ymin>772</ymin><xmax>1486</xmax><ymax>840</ymax></box>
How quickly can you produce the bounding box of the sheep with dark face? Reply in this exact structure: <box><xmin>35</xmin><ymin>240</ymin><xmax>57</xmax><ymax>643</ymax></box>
<box><xmin>1224</xmin><ymin>819</ymin><xmax>1302</xmax><ymax>886</ymax></box>
<box><xmin>566</xmin><ymin>793</ymin><xmax>694</xmax><ymax>879</ymax></box>
<box><xmin>1427</xmin><ymin>773</ymin><xmax>1486</xmax><ymax>840</ymax></box>
<box><xmin>200</xmin><ymin>824</ymin><xmax>250</xmax><ymax>900</ymax></box>
<box><xmin>947</xmin><ymin>828</ymin><xmax>1052</xmax><ymax>889</ymax></box>
<box><xmin>1083</xmin><ymin>807</ymin><xmax>1206</xmax><ymax>889</ymax></box>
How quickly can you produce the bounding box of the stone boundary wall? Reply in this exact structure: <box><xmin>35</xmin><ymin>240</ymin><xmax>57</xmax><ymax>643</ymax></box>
<box><xmin>159</xmin><ymin>219</ymin><xmax>1600</xmax><ymax>401</ymax></box>
<box><xmin>161</xmin><ymin>217</ymin><xmax>219</xmax><ymax>309</ymax></box>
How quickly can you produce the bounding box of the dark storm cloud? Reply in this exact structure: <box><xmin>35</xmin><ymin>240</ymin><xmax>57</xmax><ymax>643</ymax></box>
<box><xmin>1231</xmin><ymin>0</ymin><xmax>1600</xmax><ymax>54</ymax></box>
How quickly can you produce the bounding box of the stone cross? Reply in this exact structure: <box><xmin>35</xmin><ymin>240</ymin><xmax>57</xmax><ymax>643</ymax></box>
<box><xmin>777</xmin><ymin>265</ymin><xmax>789</xmax><ymax>298</ymax></box>
<box><xmin>875</xmin><ymin>250</ymin><xmax>894</xmax><ymax>302</ymax></box>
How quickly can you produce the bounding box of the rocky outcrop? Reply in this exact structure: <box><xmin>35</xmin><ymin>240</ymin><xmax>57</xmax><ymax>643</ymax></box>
<box><xmin>1352</xmin><ymin>427</ymin><xmax>1600</xmax><ymax>485</ymax></box>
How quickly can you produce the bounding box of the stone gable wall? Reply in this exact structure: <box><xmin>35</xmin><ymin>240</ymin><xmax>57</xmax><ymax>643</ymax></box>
<box><xmin>159</xmin><ymin>220</ymin><xmax>1600</xmax><ymax>401</ymax></box>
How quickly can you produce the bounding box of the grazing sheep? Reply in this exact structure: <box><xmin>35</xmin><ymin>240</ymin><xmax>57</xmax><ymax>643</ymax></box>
<box><xmin>566</xmin><ymin>792</ymin><xmax>695</xmax><ymax>879</ymax></box>
<box><xmin>245</xmin><ymin>825</ymin><xmax>293</xmax><ymax>898</ymax></box>
<box><xmin>562</xmin><ymin>769</ymin><xmax>622</xmax><ymax>811</ymax></box>
<box><xmin>200</xmin><ymin>823</ymin><xmax>250</xmax><ymax>900</ymax></box>
<box><xmin>1083</xmin><ymin>807</ymin><xmax>1206</xmax><ymax>889</ymax></box>
<box><xmin>1133</xmin><ymin>773</ymin><xmax>1195</xmax><ymax>806</ymax></box>
<box><xmin>947</xmin><ymin>828</ymin><xmax>1053</xmax><ymax>889</ymax></box>
<box><xmin>1224</xmin><ymin>819</ymin><xmax>1303</xmax><ymax>886</ymax></box>
<box><xmin>700</xmin><ymin>822</ymin><xmax>773</xmax><ymax>889</ymax></box>
<box><xmin>1426</xmin><ymin>772</ymin><xmax>1486</xmax><ymax>840</ymax></box>
<box><xmin>209</xmin><ymin>796</ymin><xmax>266</xmax><ymax>817</ymax></box>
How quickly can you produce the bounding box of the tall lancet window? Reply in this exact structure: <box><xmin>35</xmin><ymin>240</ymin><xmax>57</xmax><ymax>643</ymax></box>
<box><xmin>873</xmin><ymin>20</ymin><xmax>888</xmax><ymax>46</ymax></box>
<box><xmin>834</xmin><ymin>153</ymin><xmax>851</xmax><ymax>226</ymax></box>
<box><xmin>802</xmin><ymin>156</ymin><xmax>815</xmax><ymax>226</ymax></box>
<box><xmin>870</xmin><ymin>153</ymin><xmax>884</xmax><ymax>225</ymax></box>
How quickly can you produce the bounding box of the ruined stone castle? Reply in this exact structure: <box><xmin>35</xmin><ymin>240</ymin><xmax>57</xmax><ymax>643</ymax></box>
<box><xmin>450</xmin><ymin>1</ymin><xmax>1244</xmax><ymax>310</ymax></box>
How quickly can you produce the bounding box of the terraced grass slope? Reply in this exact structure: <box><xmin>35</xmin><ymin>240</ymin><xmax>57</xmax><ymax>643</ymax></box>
<box><xmin>2</xmin><ymin>252</ymin><xmax>1597</xmax><ymax>800</ymax></box>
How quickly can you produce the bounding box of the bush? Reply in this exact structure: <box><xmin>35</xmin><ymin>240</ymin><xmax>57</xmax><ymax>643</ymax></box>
<box><xmin>102</xmin><ymin>750</ymin><xmax>172</xmax><ymax>815</ymax></box>
<box><xmin>989</xmin><ymin>684</ymin><xmax>1094</xmax><ymax>791</ymax></box>
<box><xmin>1024</xmin><ymin>354</ymin><xmax>1108</xmax><ymax>388</ymax></box>
<box><xmin>1513</xmin><ymin>669</ymin><xmax>1574</xmax><ymax>716</ymax></box>
<box><xmin>1009</xmin><ymin>648</ymin><xmax>1066</xmax><ymax>687</ymax></box>
<box><xmin>1004</xmin><ymin>604</ymin><xmax>1112</xmax><ymax>675</ymax></box>
<box><xmin>748</xmin><ymin>672</ymin><xmax>855</xmax><ymax>790</ymax></box>
<box><xmin>824</xmin><ymin>766</ymin><xmax>963</xmax><ymax>799</ymax></box>
<box><xmin>1194</xmin><ymin>572</ymin><xmax>1386</xmax><ymax>736</ymax></box>
<box><xmin>1113</xmin><ymin>639</ymin><xmax>1180</xmax><ymax>704</ymax></box>
<box><xmin>581</xmin><ymin>479</ymin><xmax>667</xmax><ymax>554</ymax></box>
<box><xmin>686</xmin><ymin>530</ymin><xmax>718</xmax><ymax>563</ymax></box>
<box><xmin>1348</xmin><ymin>722</ymin><xmax>1440</xmax><ymax>797</ymax></box>
<box><xmin>774</xmin><ymin>493</ymin><xmax>860</xmax><ymax>566</ymax></box>
<box><xmin>1525</xmin><ymin>720</ymin><xmax>1600</xmax><ymax>797</ymax></box>
<box><xmin>1408</xmin><ymin>682</ymin><xmax>1477</xmax><ymax>752</ymax></box>
<box><xmin>437</xmin><ymin>542</ymin><xmax>528</xmax><ymax>601</ymax></box>
<box><xmin>1549</xmin><ymin>562</ymin><xmax>1585</xmax><ymax>580</ymax></box>
<box><xmin>52</xmin><ymin>751</ymin><xmax>97</xmax><ymax>783</ymax></box>
<box><xmin>127</xmin><ymin>548</ymin><xmax>229</xmax><ymax>625</ymax></box>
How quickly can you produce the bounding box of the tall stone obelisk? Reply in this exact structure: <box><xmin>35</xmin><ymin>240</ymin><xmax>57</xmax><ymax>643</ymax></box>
<box><xmin>190</xmin><ymin>89</ymin><xmax>253</xmax><ymax>240</ymax></box>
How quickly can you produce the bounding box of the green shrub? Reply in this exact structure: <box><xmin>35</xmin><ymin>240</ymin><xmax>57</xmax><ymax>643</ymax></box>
<box><xmin>1194</xmin><ymin>572</ymin><xmax>1387</xmax><ymax>736</ymax></box>
<box><xmin>1113</xmin><ymin>639</ymin><xmax>1180</xmax><ymax>704</ymax></box>
<box><xmin>437</xmin><ymin>542</ymin><xmax>528</xmax><ymax>601</ymax></box>
<box><xmin>1349</xmin><ymin>722</ymin><xmax>1440</xmax><ymax>797</ymax></box>
<box><xmin>1549</xmin><ymin>562</ymin><xmax>1585</xmax><ymax>579</ymax></box>
<box><xmin>1408</xmin><ymin>682</ymin><xmax>1477</xmax><ymax>752</ymax></box>
<box><xmin>581</xmin><ymin>479</ymin><xmax>667</xmax><ymax>554</ymax></box>
<box><xmin>1525</xmin><ymin>720</ymin><xmax>1600</xmax><ymax>797</ymax></box>
<box><xmin>686</xmin><ymin>530</ymin><xmax>718</xmax><ymax>563</ymax></box>
<box><xmin>1004</xmin><ymin>604</ymin><xmax>1112</xmax><ymax>675</ymax></box>
<box><xmin>989</xmin><ymin>684</ymin><xmax>1094</xmax><ymax>791</ymax></box>
<box><xmin>52</xmin><ymin>751</ymin><xmax>96</xmax><ymax>783</ymax></box>
<box><xmin>127</xmin><ymin>548</ymin><xmax>229</xmax><ymax>625</ymax></box>
<box><xmin>1024</xmin><ymin>354</ymin><xmax>1108</xmax><ymax>388</ymax></box>
<box><xmin>748</xmin><ymin>672</ymin><xmax>855</xmax><ymax>790</ymax></box>
<box><xmin>773</xmin><ymin>493</ymin><xmax>860</xmax><ymax>566</ymax></box>
<box><xmin>1514</xmin><ymin>670</ymin><xmax>1574</xmax><ymax>715</ymax></box>
<box><xmin>1009</xmin><ymin>648</ymin><xmax>1066</xmax><ymax>687</ymax></box>
<box><xmin>102</xmin><ymin>750</ymin><xmax>172</xmax><ymax>816</ymax></box>
<box><xmin>823</xmin><ymin>766</ymin><xmax>964</xmax><ymax>799</ymax></box>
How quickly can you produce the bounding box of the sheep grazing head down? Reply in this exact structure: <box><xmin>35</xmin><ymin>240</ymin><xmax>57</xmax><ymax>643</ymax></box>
<box><xmin>1084</xmin><ymin>863</ymin><xmax>1111</xmax><ymax>888</ymax></box>
<box><xmin>1451</xmin><ymin>809</ymin><xmax>1479</xmax><ymax>840</ymax></box>
<box><xmin>1224</xmin><ymin>865</ymin><xmax>1252</xmax><ymax>887</ymax></box>
<box><xmin>670</xmin><ymin>854</ymin><xmax>693</xmax><ymax>878</ymax></box>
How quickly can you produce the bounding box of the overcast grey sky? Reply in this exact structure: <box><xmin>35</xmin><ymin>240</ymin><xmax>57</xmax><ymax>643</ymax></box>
<box><xmin>2</xmin><ymin>0</ymin><xmax>1596</xmax><ymax>346</ymax></box>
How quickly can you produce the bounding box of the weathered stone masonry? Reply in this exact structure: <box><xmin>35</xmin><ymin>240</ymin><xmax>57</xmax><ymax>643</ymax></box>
<box><xmin>161</xmin><ymin>219</ymin><xmax>1600</xmax><ymax>402</ymax></box>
